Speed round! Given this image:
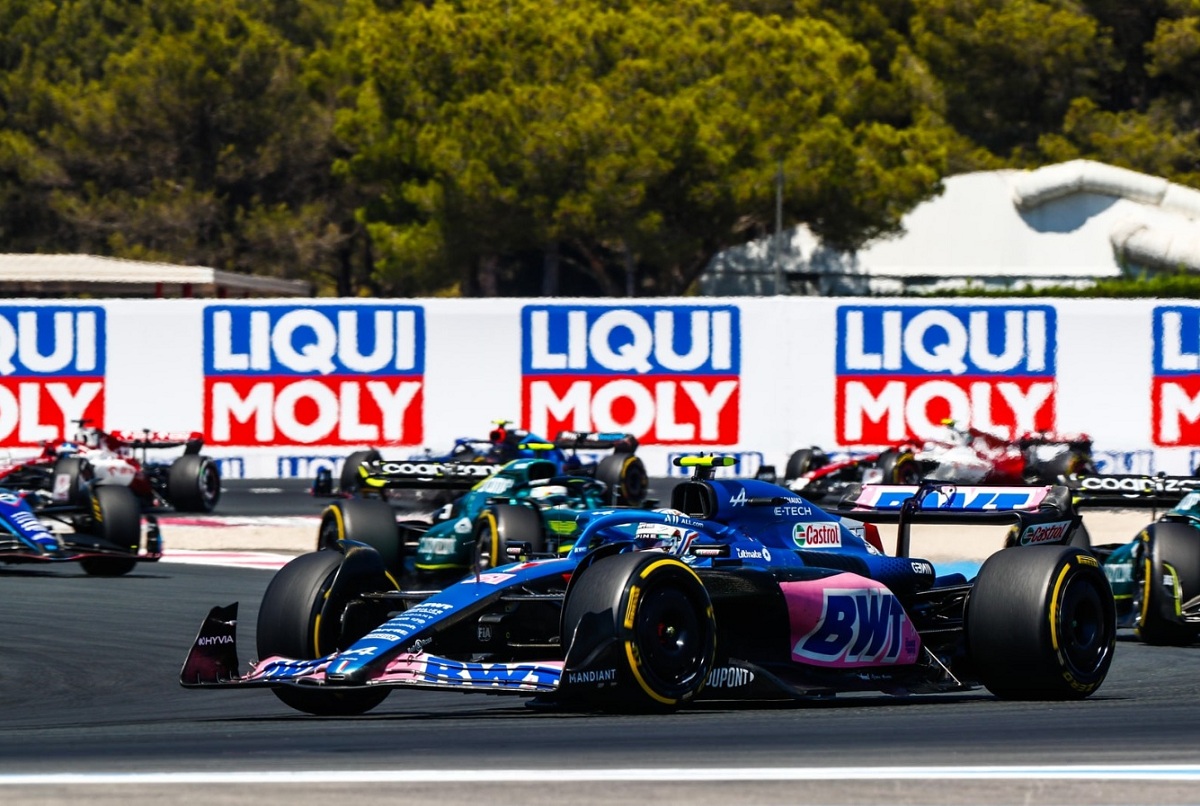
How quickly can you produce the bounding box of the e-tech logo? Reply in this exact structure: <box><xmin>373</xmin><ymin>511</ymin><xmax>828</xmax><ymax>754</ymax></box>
<box><xmin>521</xmin><ymin>305</ymin><xmax>740</xmax><ymax>444</ymax></box>
<box><xmin>1152</xmin><ymin>306</ymin><xmax>1200</xmax><ymax>445</ymax></box>
<box><xmin>204</xmin><ymin>305</ymin><xmax>424</xmax><ymax>447</ymax></box>
<box><xmin>836</xmin><ymin>305</ymin><xmax>1056</xmax><ymax>444</ymax></box>
<box><xmin>0</xmin><ymin>307</ymin><xmax>105</xmax><ymax>447</ymax></box>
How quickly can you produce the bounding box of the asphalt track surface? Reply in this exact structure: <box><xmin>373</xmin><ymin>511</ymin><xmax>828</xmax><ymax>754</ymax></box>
<box><xmin>2</xmin><ymin>481</ymin><xmax>1200</xmax><ymax>805</ymax></box>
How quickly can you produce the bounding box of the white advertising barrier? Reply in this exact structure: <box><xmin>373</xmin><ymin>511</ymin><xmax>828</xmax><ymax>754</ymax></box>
<box><xmin>0</xmin><ymin>297</ymin><xmax>1192</xmax><ymax>478</ymax></box>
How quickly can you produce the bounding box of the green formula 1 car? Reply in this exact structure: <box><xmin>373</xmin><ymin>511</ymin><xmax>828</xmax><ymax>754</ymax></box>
<box><xmin>316</xmin><ymin>457</ymin><xmax>619</xmax><ymax>587</ymax></box>
<box><xmin>1070</xmin><ymin>473</ymin><xmax>1200</xmax><ymax>646</ymax></box>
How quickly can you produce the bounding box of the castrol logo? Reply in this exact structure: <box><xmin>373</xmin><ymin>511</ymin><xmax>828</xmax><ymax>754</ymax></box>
<box><xmin>793</xmin><ymin>522</ymin><xmax>842</xmax><ymax>549</ymax></box>
<box><xmin>1019</xmin><ymin>520</ymin><xmax>1072</xmax><ymax>546</ymax></box>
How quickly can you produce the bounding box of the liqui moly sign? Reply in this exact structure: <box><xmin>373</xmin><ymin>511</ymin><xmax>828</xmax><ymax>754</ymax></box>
<box><xmin>1153</xmin><ymin>306</ymin><xmax>1200</xmax><ymax>444</ymax></box>
<box><xmin>836</xmin><ymin>305</ymin><xmax>1056</xmax><ymax>444</ymax></box>
<box><xmin>204</xmin><ymin>305</ymin><xmax>425</xmax><ymax>446</ymax></box>
<box><xmin>0</xmin><ymin>306</ymin><xmax>105</xmax><ymax>447</ymax></box>
<box><xmin>521</xmin><ymin>305</ymin><xmax>740</xmax><ymax>444</ymax></box>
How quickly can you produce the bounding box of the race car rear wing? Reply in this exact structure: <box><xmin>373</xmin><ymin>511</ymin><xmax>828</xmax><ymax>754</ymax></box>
<box><xmin>108</xmin><ymin>430</ymin><xmax>205</xmax><ymax>453</ymax></box>
<box><xmin>1064</xmin><ymin>473</ymin><xmax>1200</xmax><ymax>509</ymax></box>
<box><xmin>829</xmin><ymin>482</ymin><xmax>1080</xmax><ymax>558</ymax></box>
<box><xmin>553</xmin><ymin>431</ymin><xmax>638</xmax><ymax>453</ymax></box>
<box><xmin>358</xmin><ymin>459</ymin><xmax>500</xmax><ymax>491</ymax></box>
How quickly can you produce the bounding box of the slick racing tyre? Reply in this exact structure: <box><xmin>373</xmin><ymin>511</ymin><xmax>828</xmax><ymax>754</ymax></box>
<box><xmin>318</xmin><ymin>498</ymin><xmax>403</xmax><ymax>585</ymax></box>
<box><xmin>80</xmin><ymin>485</ymin><xmax>142</xmax><ymax>577</ymax></box>
<box><xmin>1030</xmin><ymin>449</ymin><xmax>1097</xmax><ymax>484</ymax></box>
<box><xmin>1133</xmin><ymin>523</ymin><xmax>1200</xmax><ymax>646</ymax></box>
<box><xmin>51</xmin><ymin>456</ymin><xmax>91</xmax><ymax>506</ymax></box>
<box><xmin>256</xmin><ymin>551</ymin><xmax>391</xmax><ymax>716</ymax></box>
<box><xmin>967</xmin><ymin>546</ymin><xmax>1115</xmax><ymax>699</ymax></box>
<box><xmin>473</xmin><ymin>504</ymin><xmax>546</xmax><ymax>572</ymax></box>
<box><xmin>339</xmin><ymin>449</ymin><xmax>381</xmax><ymax>495</ymax></box>
<box><xmin>784</xmin><ymin>448</ymin><xmax>826</xmax><ymax>483</ymax></box>
<box><xmin>596</xmin><ymin>453</ymin><xmax>649</xmax><ymax>506</ymax></box>
<box><xmin>876</xmin><ymin>450</ymin><xmax>921</xmax><ymax>484</ymax></box>
<box><xmin>166</xmin><ymin>454</ymin><xmax>221</xmax><ymax>512</ymax></box>
<box><xmin>562</xmin><ymin>552</ymin><xmax>715</xmax><ymax>712</ymax></box>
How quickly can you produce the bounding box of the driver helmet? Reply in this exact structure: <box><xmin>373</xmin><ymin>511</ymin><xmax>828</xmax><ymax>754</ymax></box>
<box><xmin>529</xmin><ymin>484</ymin><xmax>569</xmax><ymax>502</ymax></box>
<box><xmin>635</xmin><ymin>508</ymin><xmax>691</xmax><ymax>550</ymax></box>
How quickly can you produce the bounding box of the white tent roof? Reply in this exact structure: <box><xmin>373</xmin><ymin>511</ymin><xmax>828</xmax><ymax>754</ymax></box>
<box><xmin>0</xmin><ymin>254</ymin><xmax>312</xmax><ymax>298</ymax></box>
<box><xmin>704</xmin><ymin>159</ymin><xmax>1200</xmax><ymax>295</ymax></box>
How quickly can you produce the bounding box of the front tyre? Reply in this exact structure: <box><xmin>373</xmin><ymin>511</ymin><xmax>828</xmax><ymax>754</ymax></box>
<box><xmin>562</xmin><ymin>552</ymin><xmax>715</xmax><ymax>712</ymax></box>
<box><xmin>967</xmin><ymin>546</ymin><xmax>1114</xmax><ymax>700</ymax></box>
<box><xmin>473</xmin><ymin>504</ymin><xmax>546</xmax><ymax>572</ymax></box>
<box><xmin>80</xmin><ymin>485</ymin><xmax>142</xmax><ymax>576</ymax></box>
<box><xmin>256</xmin><ymin>551</ymin><xmax>390</xmax><ymax>716</ymax></box>
<box><xmin>1134</xmin><ymin>523</ymin><xmax>1200</xmax><ymax>646</ymax></box>
<box><xmin>317</xmin><ymin>498</ymin><xmax>402</xmax><ymax>584</ymax></box>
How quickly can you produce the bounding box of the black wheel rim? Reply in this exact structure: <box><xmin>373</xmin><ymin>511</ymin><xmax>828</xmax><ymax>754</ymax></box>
<box><xmin>633</xmin><ymin>585</ymin><xmax>705</xmax><ymax>690</ymax></box>
<box><xmin>1058</xmin><ymin>574</ymin><xmax>1110</xmax><ymax>677</ymax></box>
<box><xmin>475</xmin><ymin>526</ymin><xmax>495</xmax><ymax>571</ymax></box>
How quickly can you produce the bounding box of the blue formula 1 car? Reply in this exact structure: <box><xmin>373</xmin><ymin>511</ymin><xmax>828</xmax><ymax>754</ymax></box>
<box><xmin>1066</xmin><ymin>473</ymin><xmax>1200</xmax><ymax>646</ymax></box>
<box><xmin>319</xmin><ymin>421</ymin><xmax>649</xmax><ymax>507</ymax></box>
<box><xmin>181</xmin><ymin>457</ymin><xmax>1114</xmax><ymax>715</ymax></box>
<box><xmin>0</xmin><ymin>458</ymin><xmax>162</xmax><ymax>576</ymax></box>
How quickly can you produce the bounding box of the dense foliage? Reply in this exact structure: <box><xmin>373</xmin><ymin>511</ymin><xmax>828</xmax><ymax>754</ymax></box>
<box><xmin>0</xmin><ymin>0</ymin><xmax>1196</xmax><ymax>296</ymax></box>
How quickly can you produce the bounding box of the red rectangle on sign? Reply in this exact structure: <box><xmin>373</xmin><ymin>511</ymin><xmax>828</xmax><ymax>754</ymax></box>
<box><xmin>522</xmin><ymin>376</ymin><xmax>739</xmax><ymax>444</ymax></box>
<box><xmin>0</xmin><ymin>379</ymin><xmax>105</xmax><ymax>447</ymax></box>
<box><xmin>204</xmin><ymin>377</ymin><xmax>423</xmax><ymax>447</ymax></box>
<box><xmin>836</xmin><ymin>376</ymin><xmax>1056</xmax><ymax>445</ymax></box>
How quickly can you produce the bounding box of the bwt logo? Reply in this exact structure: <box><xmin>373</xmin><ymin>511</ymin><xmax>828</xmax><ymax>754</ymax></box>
<box><xmin>793</xmin><ymin>588</ymin><xmax>912</xmax><ymax>666</ymax></box>
<box><xmin>204</xmin><ymin>305</ymin><xmax>424</xmax><ymax>447</ymax></box>
<box><xmin>0</xmin><ymin>307</ymin><xmax>105</xmax><ymax>447</ymax></box>
<box><xmin>1152</xmin><ymin>306</ymin><xmax>1200</xmax><ymax>445</ymax></box>
<box><xmin>836</xmin><ymin>305</ymin><xmax>1056</xmax><ymax>444</ymax></box>
<box><xmin>521</xmin><ymin>305</ymin><xmax>740</xmax><ymax>444</ymax></box>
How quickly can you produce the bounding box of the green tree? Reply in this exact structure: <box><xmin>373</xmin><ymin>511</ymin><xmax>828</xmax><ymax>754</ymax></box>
<box><xmin>335</xmin><ymin>0</ymin><xmax>951</xmax><ymax>296</ymax></box>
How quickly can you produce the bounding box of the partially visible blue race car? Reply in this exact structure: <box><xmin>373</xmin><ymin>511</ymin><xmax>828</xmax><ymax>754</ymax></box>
<box><xmin>0</xmin><ymin>457</ymin><xmax>161</xmax><ymax>575</ymax></box>
<box><xmin>183</xmin><ymin>456</ymin><xmax>1114</xmax><ymax>715</ymax></box>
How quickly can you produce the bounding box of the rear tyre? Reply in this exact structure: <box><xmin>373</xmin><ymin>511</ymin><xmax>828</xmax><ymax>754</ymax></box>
<box><xmin>80</xmin><ymin>486</ymin><xmax>142</xmax><ymax>577</ymax></box>
<box><xmin>876</xmin><ymin>450</ymin><xmax>920</xmax><ymax>484</ymax></box>
<box><xmin>1032</xmin><ymin>449</ymin><xmax>1096</xmax><ymax>484</ymax></box>
<box><xmin>967</xmin><ymin>546</ymin><xmax>1114</xmax><ymax>699</ymax></box>
<box><xmin>596</xmin><ymin>453</ymin><xmax>649</xmax><ymax>506</ymax></box>
<box><xmin>339</xmin><ymin>449</ymin><xmax>381</xmax><ymax>495</ymax></box>
<box><xmin>256</xmin><ymin>551</ymin><xmax>390</xmax><ymax>716</ymax></box>
<box><xmin>51</xmin><ymin>457</ymin><xmax>91</xmax><ymax>506</ymax></box>
<box><xmin>562</xmin><ymin>552</ymin><xmax>715</xmax><ymax>712</ymax></box>
<box><xmin>784</xmin><ymin>448</ymin><xmax>825</xmax><ymax>483</ymax></box>
<box><xmin>318</xmin><ymin>498</ymin><xmax>402</xmax><ymax>583</ymax></box>
<box><xmin>166</xmin><ymin>454</ymin><xmax>221</xmax><ymax>512</ymax></box>
<box><xmin>1134</xmin><ymin>523</ymin><xmax>1200</xmax><ymax>646</ymax></box>
<box><xmin>473</xmin><ymin>504</ymin><xmax>546</xmax><ymax>572</ymax></box>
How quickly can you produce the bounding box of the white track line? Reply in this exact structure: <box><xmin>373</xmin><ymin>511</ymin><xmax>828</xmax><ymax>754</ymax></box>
<box><xmin>3</xmin><ymin>766</ymin><xmax>1200</xmax><ymax>785</ymax></box>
